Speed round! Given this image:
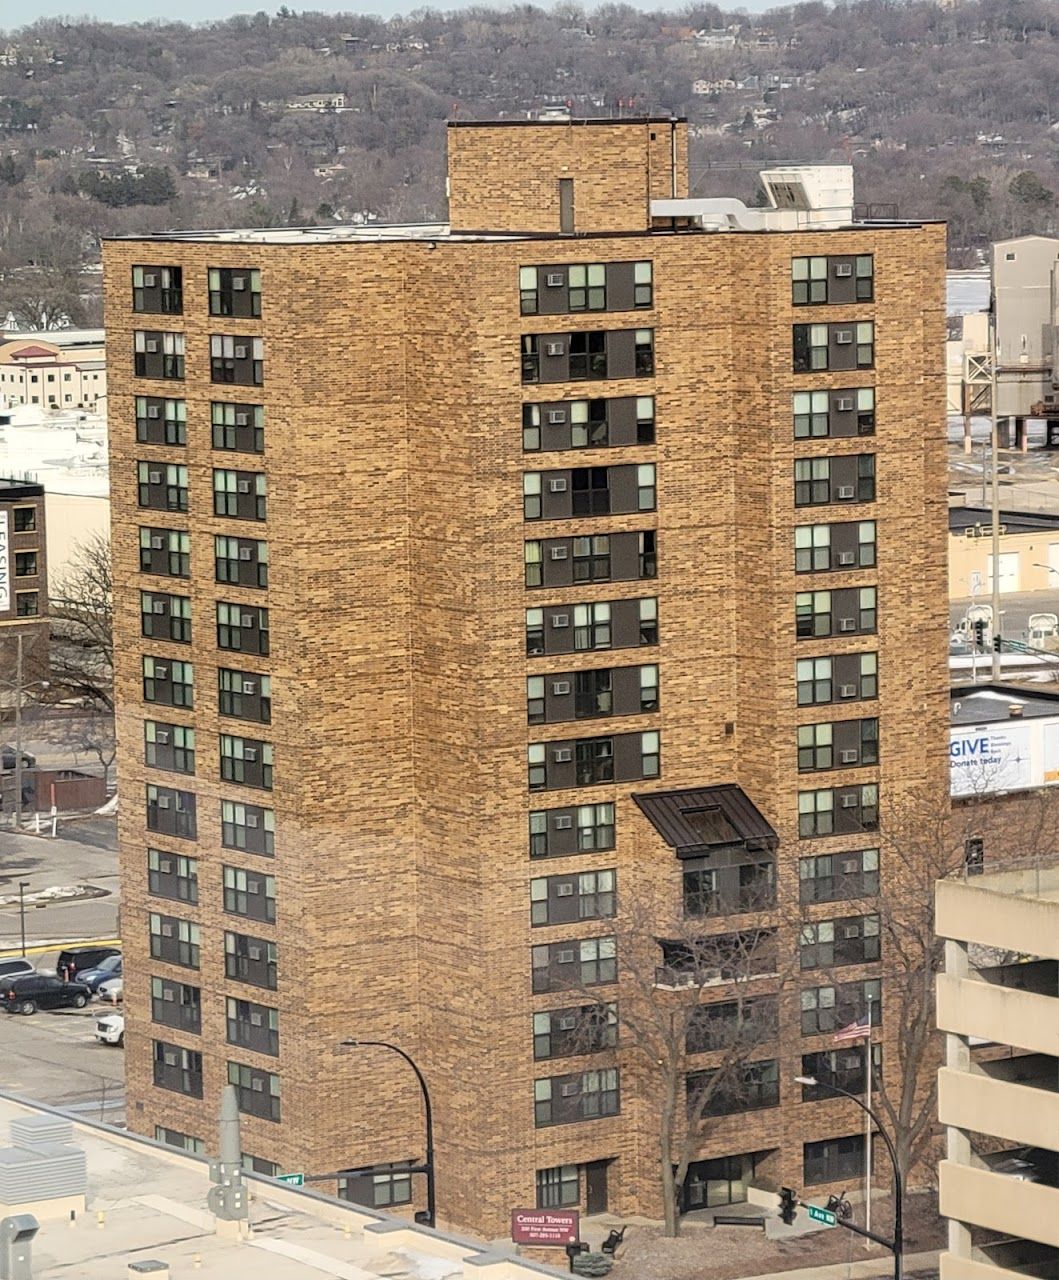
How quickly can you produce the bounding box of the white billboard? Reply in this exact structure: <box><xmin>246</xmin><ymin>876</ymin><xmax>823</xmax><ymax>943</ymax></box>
<box><xmin>0</xmin><ymin>508</ymin><xmax>9</xmax><ymax>613</ymax></box>
<box><xmin>949</xmin><ymin>718</ymin><xmax>1059</xmax><ymax>796</ymax></box>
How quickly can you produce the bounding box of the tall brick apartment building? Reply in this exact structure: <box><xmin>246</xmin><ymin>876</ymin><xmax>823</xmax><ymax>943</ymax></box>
<box><xmin>102</xmin><ymin>118</ymin><xmax>948</xmax><ymax>1237</ymax></box>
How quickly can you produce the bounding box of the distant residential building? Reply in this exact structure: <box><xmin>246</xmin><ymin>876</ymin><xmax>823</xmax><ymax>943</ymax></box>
<box><xmin>692</xmin><ymin>78</ymin><xmax>737</xmax><ymax>95</ymax></box>
<box><xmin>937</xmin><ymin>862</ymin><xmax>1059</xmax><ymax>1279</ymax></box>
<box><xmin>0</xmin><ymin>329</ymin><xmax>106</xmax><ymax>410</ymax></box>
<box><xmin>286</xmin><ymin>92</ymin><xmax>346</xmax><ymax>111</ymax></box>
<box><xmin>0</xmin><ymin>477</ymin><xmax>48</xmax><ymax>677</ymax></box>
<box><xmin>695</xmin><ymin>28</ymin><xmax>738</xmax><ymax>47</ymax></box>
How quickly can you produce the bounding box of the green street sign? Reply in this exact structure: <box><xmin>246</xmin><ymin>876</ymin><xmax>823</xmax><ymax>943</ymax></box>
<box><xmin>807</xmin><ymin>1205</ymin><xmax>837</xmax><ymax>1227</ymax></box>
<box><xmin>276</xmin><ymin>1172</ymin><xmax>305</xmax><ymax>1187</ymax></box>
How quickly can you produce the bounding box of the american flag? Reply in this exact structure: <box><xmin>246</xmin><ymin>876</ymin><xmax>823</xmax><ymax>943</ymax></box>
<box><xmin>832</xmin><ymin>1014</ymin><xmax>871</xmax><ymax>1044</ymax></box>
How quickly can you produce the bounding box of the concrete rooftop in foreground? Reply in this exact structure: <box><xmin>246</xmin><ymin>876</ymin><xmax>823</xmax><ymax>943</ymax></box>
<box><xmin>0</xmin><ymin>1093</ymin><xmax>561</xmax><ymax>1280</ymax></box>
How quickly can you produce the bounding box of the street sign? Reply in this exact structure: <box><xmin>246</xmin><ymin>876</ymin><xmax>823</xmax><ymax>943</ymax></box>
<box><xmin>806</xmin><ymin>1204</ymin><xmax>837</xmax><ymax>1227</ymax></box>
<box><xmin>276</xmin><ymin>1172</ymin><xmax>304</xmax><ymax>1187</ymax></box>
<box><xmin>511</xmin><ymin>1209</ymin><xmax>579</xmax><ymax>1246</ymax></box>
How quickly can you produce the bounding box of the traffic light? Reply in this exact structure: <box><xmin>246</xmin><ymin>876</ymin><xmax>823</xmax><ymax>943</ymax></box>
<box><xmin>779</xmin><ymin>1186</ymin><xmax>797</xmax><ymax>1225</ymax></box>
<box><xmin>993</xmin><ymin>634</ymin><xmax>1002</xmax><ymax>653</ymax></box>
<box><xmin>973</xmin><ymin>619</ymin><xmax>986</xmax><ymax>649</ymax></box>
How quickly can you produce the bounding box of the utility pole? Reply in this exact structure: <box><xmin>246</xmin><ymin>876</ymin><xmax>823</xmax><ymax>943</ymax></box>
<box><xmin>12</xmin><ymin>632</ymin><xmax>23</xmax><ymax>831</ymax></box>
<box><xmin>990</xmin><ymin>308</ymin><xmax>1002</xmax><ymax>680</ymax></box>
<box><xmin>17</xmin><ymin>882</ymin><xmax>28</xmax><ymax>957</ymax></box>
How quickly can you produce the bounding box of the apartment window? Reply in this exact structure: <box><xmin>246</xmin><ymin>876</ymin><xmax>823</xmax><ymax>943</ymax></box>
<box><xmin>521</xmin><ymin>335</ymin><xmax>540</xmax><ymax>382</ymax></box>
<box><xmin>633</xmin><ymin>261</ymin><xmax>653</xmax><ymax>307</ymax></box>
<box><xmin>12</xmin><ymin>507</ymin><xmax>35</xmax><ymax>532</ymax></box>
<box><xmin>212</xmin><ymin>401</ymin><xmax>265</xmax><ymax>453</ymax></box>
<box><xmin>153</xmin><ymin>1040</ymin><xmax>202</xmax><ymax>1098</ymax></box>
<box><xmin>220</xmin><ymin>735</ymin><xmax>273</xmax><ymax>790</ymax></box>
<box><xmin>682</xmin><ymin>861</ymin><xmax>774</xmax><ymax>918</ymax></box>
<box><xmin>223</xmin><ymin>866</ymin><xmax>277</xmax><ymax>923</ymax></box>
<box><xmin>537</xmin><ymin>1164</ymin><xmax>579</xmax><ymax>1209</ymax></box>
<box><xmin>214</xmin><ymin>535</ymin><xmax>268</xmax><ymax>588</ymax></box>
<box><xmin>208</xmin><ymin>267</ymin><xmax>262</xmax><ymax>318</ymax></box>
<box><xmin>688</xmin><ymin>1059</ymin><xmax>779</xmax><ymax>1118</ymax></box>
<box><xmin>534</xmin><ymin>1068</ymin><xmax>619</xmax><ymax>1126</ymax></box>
<box><xmin>797</xmin><ymin>718</ymin><xmax>878</xmax><ymax>772</ymax></box>
<box><xmin>533</xmin><ymin>1003</ymin><xmax>617</xmax><ymax>1060</ymax></box>
<box><xmin>15</xmin><ymin>592</ymin><xmax>38</xmax><ymax>616</ymax></box>
<box><xmin>794</xmin><ymin>323</ymin><xmax>828</xmax><ymax>371</ymax></box>
<box><xmin>226</xmin><ymin>997</ymin><xmax>279</xmax><ymax>1056</ymax></box>
<box><xmin>797</xmin><ymin>389</ymin><xmax>877</xmax><ymax>440</ymax></box>
<box><xmin>134</xmin><ymin>330</ymin><xmax>185</xmax><ymax>380</ymax></box>
<box><xmin>801</xmin><ymin>1044</ymin><xmax>882</xmax><ymax>1102</ymax></box>
<box><xmin>854</xmin><ymin>256</ymin><xmax>874</xmax><ymax>300</ymax></box>
<box><xmin>142</xmin><ymin>657</ymin><xmax>193</xmax><ymax>709</ymax></box>
<box><xmin>794</xmin><ymin>459</ymin><xmax>829</xmax><ymax>506</ymax></box>
<box><xmin>798</xmin><ymin>784</ymin><xmax>878</xmax><ymax>838</ymax></box>
<box><xmin>856</xmin><ymin>323</ymin><xmax>874</xmax><ymax>366</ymax></box>
<box><xmin>796</xmin><ymin>588</ymin><xmax>876</xmax><ymax>639</ymax></box>
<box><xmin>148</xmin><ymin>849</ymin><xmax>199</xmax><ymax>904</ymax></box>
<box><xmin>149</xmin><ymin>912</ymin><xmax>200</xmax><ymax>968</ymax></box>
<box><xmin>799</xmin><ymin>848</ymin><xmax>880</xmax><ymax>904</ymax></box>
<box><xmin>532</xmin><ymin>936</ymin><xmax>617</xmax><ymax>993</ymax></box>
<box><xmin>221</xmin><ymin>800</ymin><xmax>275</xmax><ymax>857</ymax></box>
<box><xmin>520</xmin><ymin>266</ymin><xmax>539</xmax><ymax>314</ymax></box>
<box><xmin>132</xmin><ymin>265</ymin><xmax>183</xmax><ymax>314</ymax></box>
<box><xmin>517</xmin><ymin>260</ymin><xmax>652</xmax><ymax>316</ymax></box>
<box><xmin>218</xmin><ymin>669</ymin><xmax>271</xmax><ymax>723</ymax></box>
<box><xmin>137</xmin><ymin>462</ymin><xmax>188</xmax><ymax>512</ymax></box>
<box><xmin>216</xmin><ymin>602</ymin><xmax>270</xmax><ymax>656</ymax></box>
<box><xmin>136</xmin><ymin>396</ymin><xmax>187</xmax><ymax>445</ymax></box>
<box><xmin>530</xmin><ymin>869</ymin><xmax>616</xmax><ymax>925</ymax></box>
<box><xmin>796</xmin><ymin>652</ymin><xmax>877</xmax><ymax>706</ymax></box>
<box><xmin>243</xmin><ymin>1155</ymin><xmax>280</xmax><ymax>1177</ymax></box>
<box><xmin>569</xmin><ymin>331</ymin><xmax>607</xmax><ymax>380</ymax></box>
<box><xmin>795</xmin><ymin>524</ymin><xmax>830</xmax><ymax>573</ymax></box>
<box><xmin>145</xmin><ymin>721</ymin><xmax>195</xmax><ymax>775</ymax></box>
<box><xmin>227</xmin><ymin>1061</ymin><xmax>280</xmax><ymax>1122</ymax></box>
<box><xmin>799</xmin><ymin>913</ymin><xmax>880</xmax><ymax>970</ymax></box>
<box><xmin>523</xmin><ymin>473</ymin><xmax>542</xmax><ymax>520</ymax></box>
<box><xmin>568</xmin><ymin>263</ymin><xmax>606</xmax><ymax>310</ymax></box>
<box><xmin>339</xmin><ymin>1164</ymin><xmax>413</xmax><ymax>1209</ymax></box>
<box><xmin>151</xmin><ymin>977</ymin><xmax>201</xmax><ymax>1033</ymax></box>
<box><xmin>140</xmin><ymin>527</ymin><xmax>190</xmax><ymax>578</ymax></box>
<box><xmin>210</xmin><ymin>335</ymin><xmax>264</xmax><ymax>385</ymax></box>
<box><xmin>795</xmin><ymin>521</ymin><xmax>876</xmax><ymax>573</ymax></box>
<box><xmin>146</xmin><ymin>785</ymin><xmax>196</xmax><ymax>840</ymax></box>
<box><xmin>635</xmin><ymin>328</ymin><xmax>654</xmax><ymax>376</ymax></box>
<box><xmin>213</xmin><ymin>470</ymin><xmax>267</xmax><ymax>521</ymax></box>
<box><xmin>791</xmin><ymin>256</ymin><xmax>828</xmax><ymax>305</ymax></box>
<box><xmin>797</xmin><ymin>657</ymin><xmax>832</xmax><ymax>705</ymax></box>
<box><xmin>686</xmin><ymin>996</ymin><xmax>778</xmax><ymax>1054</ymax></box>
<box><xmin>14</xmin><ymin>552</ymin><xmax>37</xmax><ymax>577</ymax></box>
<box><xmin>637</xmin><ymin>464</ymin><xmax>656</xmax><ymax>509</ymax></box>
<box><xmin>794</xmin><ymin>322</ymin><xmax>874</xmax><ymax>372</ymax></box>
<box><xmin>529</xmin><ymin>730</ymin><xmax>657</xmax><ymax>791</ymax></box>
<box><xmin>576</xmin><ymin>736</ymin><xmax>613</xmax><ymax>785</ymax></box>
<box><xmin>224</xmin><ymin>931</ymin><xmax>278</xmax><ymax>990</ymax></box>
<box><xmin>804</xmin><ymin>1134</ymin><xmax>865</xmax><ymax>1186</ymax></box>
<box><xmin>573</xmin><ymin>535</ymin><xmax>610</xmax><ymax>581</ymax></box>
<box><xmin>528</xmin><ymin>802</ymin><xmax>615</xmax><ymax>858</ymax></box>
<box><xmin>155</xmin><ymin>1127</ymin><xmax>203</xmax><ymax>1155</ymax></box>
<box><xmin>800</xmin><ymin>978</ymin><xmax>881</xmax><ymax>1035</ymax></box>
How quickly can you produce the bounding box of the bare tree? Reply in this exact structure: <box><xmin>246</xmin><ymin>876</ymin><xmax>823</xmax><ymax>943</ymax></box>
<box><xmin>48</xmin><ymin>532</ymin><xmax>113</xmax><ymax>713</ymax></box>
<box><xmin>75</xmin><ymin>707</ymin><xmax>116</xmax><ymax>792</ymax></box>
<box><xmin>563</xmin><ymin>890</ymin><xmax>788</xmax><ymax>1236</ymax></box>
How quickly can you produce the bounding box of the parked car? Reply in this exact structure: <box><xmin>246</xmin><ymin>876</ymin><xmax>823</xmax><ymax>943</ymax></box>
<box><xmin>77</xmin><ymin>954</ymin><xmax>122</xmax><ymax>992</ymax></box>
<box><xmin>93</xmin><ymin>1012</ymin><xmax>124</xmax><ymax>1046</ymax></box>
<box><xmin>96</xmin><ymin>976</ymin><xmax>123</xmax><ymax>1004</ymax></box>
<box><xmin>0</xmin><ymin>958</ymin><xmax>34</xmax><ymax>981</ymax></box>
<box><xmin>56</xmin><ymin>946</ymin><xmax>120</xmax><ymax>982</ymax></box>
<box><xmin>0</xmin><ymin>745</ymin><xmax>35</xmax><ymax>771</ymax></box>
<box><xmin>1</xmin><ymin>974</ymin><xmax>91</xmax><ymax>1015</ymax></box>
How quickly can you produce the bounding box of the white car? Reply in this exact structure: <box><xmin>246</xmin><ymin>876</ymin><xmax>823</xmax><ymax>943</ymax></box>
<box><xmin>96</xmin><ymin>976</ymin><xmax>123</xmax><ymax>1003</ymax></box>
<box><xmin>94</xmin><ymin>1012</ymin><xmax>124</xmax><ymax>1046</ymax></box>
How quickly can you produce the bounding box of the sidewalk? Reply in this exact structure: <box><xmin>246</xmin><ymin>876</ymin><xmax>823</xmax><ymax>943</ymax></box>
<box><xmin>741</xmin><ymin>1250</ymin><xmax>938</xmax><ymax>1280</ymax></box>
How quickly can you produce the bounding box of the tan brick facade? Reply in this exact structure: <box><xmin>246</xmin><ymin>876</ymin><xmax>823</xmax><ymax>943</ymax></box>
<box><xmin>103</xmin><ymin>121</ymin><xmax>948</xmax><ymax>1242</ymax></box>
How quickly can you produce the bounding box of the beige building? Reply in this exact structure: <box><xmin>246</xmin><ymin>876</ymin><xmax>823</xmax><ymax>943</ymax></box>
<box><xmin>101</xmin><ymin>117</ymin><xmax>948</xmax><ymax>1239</ymax></box>
<box><xmin>948</xmin><ymin>506</ymin><xmax>1059</xmax><ymax>598</ymax></box>
<box><xmin>992</xmin><ymin>235</ymin><xmax>1059</xmax><ymax>421</ymax></box>
<box><xmin>936</xmin><ymin>864</ymin><xmax>1059</xmax><ymax>1280</ymax></box>
<box><xmin>0</xmin><ymin>330</ymin><xmax>107</xmax><ymax>410</ymax></box>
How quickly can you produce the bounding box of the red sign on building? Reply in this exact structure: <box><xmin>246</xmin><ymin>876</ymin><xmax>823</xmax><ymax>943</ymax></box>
<box><xmin>510</xmin><ymin>1208</ymin><xmax>580</xmax><ymax>1245</ymax></box>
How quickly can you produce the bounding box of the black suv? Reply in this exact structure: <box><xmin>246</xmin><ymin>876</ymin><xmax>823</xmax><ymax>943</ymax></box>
<box><xmin>1</xmin><ymin>974</ymin><xmax>91</xmax><ymax>1015</ymax></box>
<box><xmin>56</xmin><ymin>946</ymin><xmax>120</xmax><ymax>981</ymax></box>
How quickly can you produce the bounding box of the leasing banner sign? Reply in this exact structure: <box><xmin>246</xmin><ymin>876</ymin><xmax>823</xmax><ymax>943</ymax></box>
<box><xmin>0</xmin><ymin>509</ymin><xmax>9</xmax><ymax>613</ymax></box>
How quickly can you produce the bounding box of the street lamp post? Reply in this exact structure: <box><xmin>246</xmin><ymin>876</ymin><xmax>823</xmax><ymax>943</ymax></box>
<box><xmin>794</xmin><ymin>1075</ymin><xmax>903</xmax><ymax>1280</ymax></box>
<box><xmin>341</xmin><ymin>1039</ymin><xmax>436</xmax><ymax>1228</ymax></box>
<box><xmin>17</xmin><ymin>881</ymin><xmax>29</xmax><ymax>957</ymax></box>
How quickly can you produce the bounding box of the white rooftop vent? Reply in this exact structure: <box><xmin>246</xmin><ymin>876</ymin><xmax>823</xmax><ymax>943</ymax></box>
<box><xmin>651</xmin><ymin>164</ymin><xmax>855</xmax><ymax>232</ymax></box>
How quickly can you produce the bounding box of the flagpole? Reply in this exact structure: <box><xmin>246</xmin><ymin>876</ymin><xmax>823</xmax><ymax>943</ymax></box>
<box><xmin>865</xmin><ymin>994</ymin><xmax>873</xmax><ymax>1239</ymax></box>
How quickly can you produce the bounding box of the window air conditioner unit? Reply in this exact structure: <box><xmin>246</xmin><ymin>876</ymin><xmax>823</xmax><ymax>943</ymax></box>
<box><xmin>834</xmin><ymin>263</ymin><xmax>853</xmax><ymax>278</ymax></box>
<box><xmin>552</xmin><ymin>681</ymin><xmax>571</xmax><ymax>695</ymax></box>
<box><xmin>546</xmin><ymin>273</ymin><xmax>564</xmax><ymax>288</ymax></box>
<box><xmin>246</xmin><ymin>813</ymin><xmax>259</xmax><ymax>827</ymax></box>
<box><xmin>237</xmin><ymin>480</ymin><xmax>252</xmax><ymax>493</ymax></box>
<box><xmin>154</xmin><ymin>665</ymin><xmax>168</xmax><ymax>678</ymax></box>
<box><xmin>146</xmin><ymin>340</ymin><xmax>159</xmax><ymax>353</ymax></box>
<box><xmin>838</xmin><ymin>617</ymin><xmax>856</xmax><ymax>632</ymax></box>
<box><xmin>556</xmin><ymin>883</ymin><xmax>575</xmax><ymax>897</ymax></box>
<box><xmin>836</xmin><ymin>397</ymin><xmax>854</xmax><ymax>412</ymax></box>
<box><xmin>147</xmin><ymin>405</ymin><xmax>161</xmax><ymax>418</ymax></box>
<box><xmin>839</xmin><ymin>683</ymin><xmax>857</xmax><ymax>698</ymax></box>
<box><xmin>242</xmin><ymin>680</ymin><xmax>256</xmax><ymax>695</ymax></box>
<box><xmin>143</xmin><ymin>273</ymin><xmax>157</xmax><ymax>287</ymax></box>
<box><xmin>239</xmin><ymin>547</ymin><xmax>253</xmax><ymax>560</ymax></box>
<box><xmin>557</xmin><ymin>949</ymin><xmax>575</xmax><ymax>963</ymax></box>
<box><xmin>548</xmin><ymin>410</ymin><xmax>567</xmax><ymax>425</ymax></box>
<box><xmin>157</xmin><ymin>795</ymin><xmax>171</xmax><ymax>808</ymax></box>
<box><xmin>552</xmin><ymin>614</ymin><xmax>569</xmax><ymax>628</ymax></box>
<box><xmin>840</xmin><ymin>794</ymin><xmax>859</xmax><ymax>807</ymax></box>
<box><xmin>151</xmin><ymin>535</ymin><xmax>164</xmax><ymax>549</ymax></box>
<box><xmin>561</xmin><ymin>1082</ymin><xmax>580</xmax><ymax>1096</ymax></box>
<box><xmin>837</xmin><ymin>551</ymin><xmax>856</xmax><ymax>565</ymax></box>
<box><xmin>550</xmin><ymin>547</ymin><xmax>569</xmax><ymax>560</ymax></box>
<box><xmin>546</xmin><ymin>342</ymin><xmax>565</xmax><ymax>357</ymax></box>
<box><xmin>554</xmin><ymin>815</ymin><xmax>573</xmax><ymax>830</ymax></box>
<box><xmin>156</xmin><ymin>730</ymin><xmax>170</xmax><ymax>744</ymax></box>
<box><xmin>835</xmin><ymin>330</ymin><xmax>853</xmax><ymax>344</ymax></box>
<box><xmin>841</xmin><ymin>858</ymin><xmax>859</xmax><ymax>874</ymax></box>
<box><xmin>245</xmin><ymin>748</ymin><xmax>258</xmax><ymax>762</ymax></box>
<box><xmin>250</xmin><ymin>1010</ymin><xmax>263</xmax><ymax>1025</ymax></box>
<box><xmin>549</xmin><ymin>478</ymin><xmax>568</xmax><ymax>492</ymax></box>
<box><xmin>839</xmin><ymin>749</ymin><xmax>859</xmax><ymax>764</ymax></box>
<box><xmin>554</xmin><ymin>748</ymin><xmax>573</xmax><ymax>762</ymax></box>
<box><xmin>843</xmin><ymin>925</ymin><xmax>860</xmax><ymax>938</ymax></box>
<box><xmin>248</xmin><ymin>945</ymin><xmax>262</xmax><ymax>960</ymax></box>
<box><xmin>232</xmin><ymin>277</ymin><xmax>247</xmax><ymax>290</ymax></box>
<box><xmin>558</xmin><ymin>1014</ymin><xmax>577</xmax><ymax>1030</ymax></box>
<box><xmin>241</xmin><ymin>614</ymin><xmax>254</xmax><ymax>627</ymax></box>
<box><xmin>234</xmin><ymin>345</ymin><xmax>249</xmax><ymax>359</ymax></box>
<box><xmin>836</xmin><ymin>485</ymin><xmax>855</xmax><ymax>499</ymax></box>
<box><xmin>152</xmin><ymin>602</ymin><xmax>167</xmax><ymax>614</ymax></box>
<box><xmin>148</xmin><ymin>470</ymin><xmax>162</xmax><ymax>484</ymax></box>
<box><xmin>235</xmin><ymin>412</ymin><xmax>249</xmax><ymax>426</ymax></box>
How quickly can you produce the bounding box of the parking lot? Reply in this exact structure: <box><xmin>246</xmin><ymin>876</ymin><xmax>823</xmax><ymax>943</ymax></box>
<box><xmin>0</xmin><ymin>946</ymin><xmax>125</xmax><ymax>1124</ymax></box>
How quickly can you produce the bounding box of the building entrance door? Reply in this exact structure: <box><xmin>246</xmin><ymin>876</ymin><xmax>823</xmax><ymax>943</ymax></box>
<box><xmin>585</xmin><ymin>1160</ymin><xmax>609</xmax><ymax>1215</ymax></box>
